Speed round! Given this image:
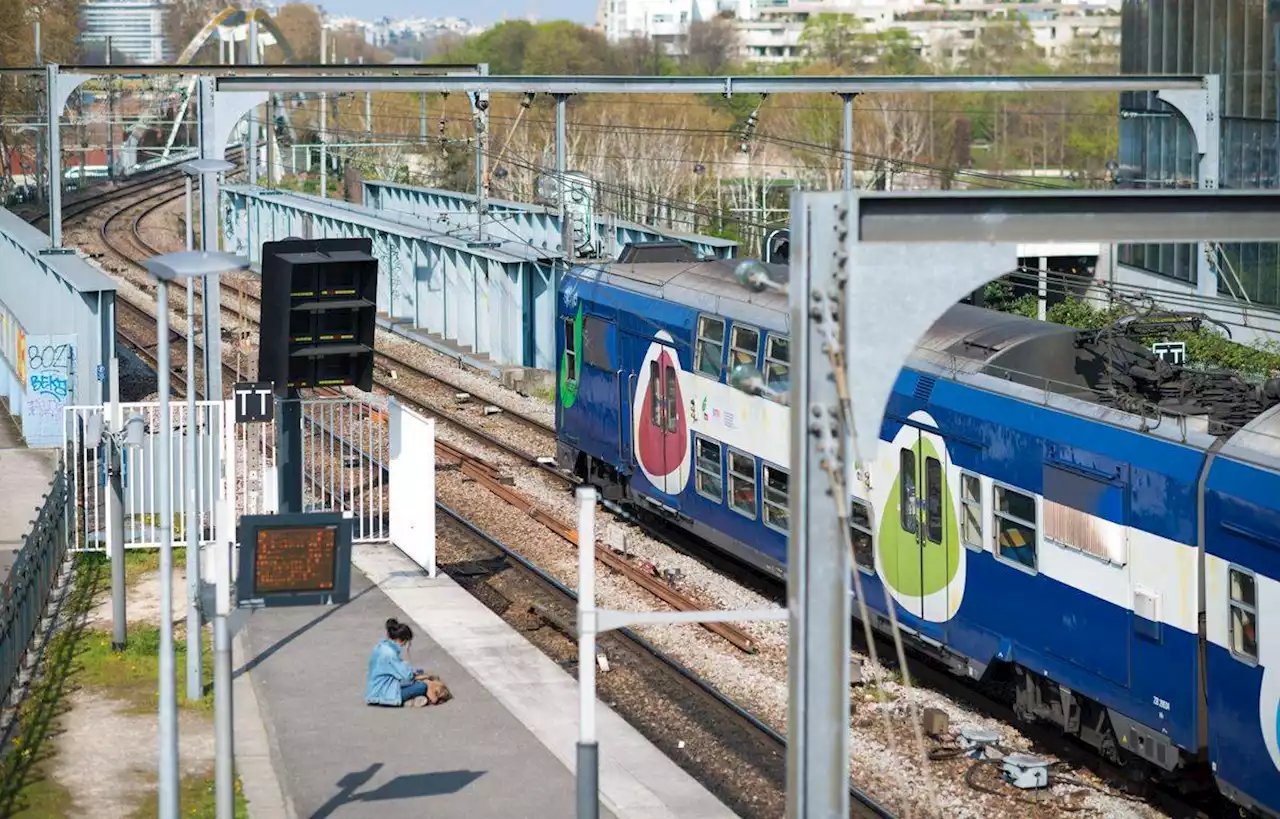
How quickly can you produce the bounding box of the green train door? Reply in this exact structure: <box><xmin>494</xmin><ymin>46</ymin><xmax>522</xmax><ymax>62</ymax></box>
<box><xmin>887</xmin><ymin>428</ymin><xmax>956</xmax><ymax>630</ymax></box>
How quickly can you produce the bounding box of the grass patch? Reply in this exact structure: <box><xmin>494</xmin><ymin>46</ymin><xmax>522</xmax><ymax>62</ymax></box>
<box><xmin>129</xmin><ymin>770</ymin><xmax>250</xmax><ymax>819</ymax></box>
<box><xmin>74</xmin><ymin>623</ymin><xmax>214</xmax><ymax>714</ymax></box>
<box><xmin>2</xmin><ymin>552</ymin><xmax>218</xmax><ymax>817</ymax></box>
<box><xmin>2</xmin><ymin>773</ymin><xmax>74</xmax><ymax>819</ymax></box>
<box><xmin>120</xmin><ymin>547</ymin><xmax>188</xmax><ymax>591</ymax></box>
<box><xmin>0</xmin><ymin>555</ymin><xmax>108</xmax><ymax>818</ymax></box>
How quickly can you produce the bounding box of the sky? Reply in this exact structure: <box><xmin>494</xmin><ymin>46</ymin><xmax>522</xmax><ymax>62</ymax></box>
<box><xmin>319</xmin><ymin>0</ymin><xmax>597</xmax><ymax>27</ymax></box>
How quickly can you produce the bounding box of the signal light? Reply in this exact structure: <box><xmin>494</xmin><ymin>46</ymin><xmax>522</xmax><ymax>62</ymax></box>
<box><xmin>258</xmin><ymin>238</ymin><xmax>378</xmax><ymax>395</ymax></box>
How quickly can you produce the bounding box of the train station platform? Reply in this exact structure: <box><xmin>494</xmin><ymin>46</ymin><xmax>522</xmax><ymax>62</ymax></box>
<box><xmin>232</xmin><ymin>543</ymin><xmax>739</xmax><ymax>819</ymax></box>
<box><xmin>0</xmin><ymin>402</ymin><xmax>59</xmax><ymax>582</ymax></box>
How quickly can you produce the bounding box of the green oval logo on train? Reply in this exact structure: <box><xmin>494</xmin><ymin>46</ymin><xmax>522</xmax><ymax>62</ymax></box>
<box><xmin>872</xmin><ymin>412</ymin><xmax>967</xmax><ymax>622</ymax></box>
<box><xmin>559</xmin><ymin>305</ymin><xmax>583</xmax><ymax>409</ymax></box>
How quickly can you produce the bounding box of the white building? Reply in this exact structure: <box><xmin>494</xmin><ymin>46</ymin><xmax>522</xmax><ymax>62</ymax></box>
<box><xmin>600</xmin><ymin>0</ymin><xmax>725</xmax><ymax>45</ymax></box>
<box><xmin>599</xmin><ymin>0</ymin><xmax>1121</xmax><ymax>67</ymax></box>
<box><xmin>80</xmin><ymin>0</ymin><xmax>169</xmax><ymax>64</ymax></box>
<box><xmin>364</xmin><ymin>17</ymin><xmax>483</xmax><ymax>48</ymax></box>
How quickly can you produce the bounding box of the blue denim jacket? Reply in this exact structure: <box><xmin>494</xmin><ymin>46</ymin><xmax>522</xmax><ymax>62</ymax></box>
<box><xmin>365</xmin><ymin>638</ymin><xmax>415</xmax><ymax>706</ymax></box>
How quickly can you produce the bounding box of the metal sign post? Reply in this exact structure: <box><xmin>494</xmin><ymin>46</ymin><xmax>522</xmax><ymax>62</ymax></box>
<box><xmin>233</xmin><ymin>382</ymin><xmax>274</xmax><ymax>424</ymax></box>
<box><xmin>572</xmin><ymin>487</ymin><xmax>788</xmax><ymax>818</ymax></box>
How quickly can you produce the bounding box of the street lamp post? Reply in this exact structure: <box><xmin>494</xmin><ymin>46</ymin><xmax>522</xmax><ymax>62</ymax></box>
<box><xmin>143</xmin><ymin>251</ymin><xmax>250</xmax><ymax>819</ymax></box>
<box><xmin>177</xmin><ymin>159</ymin><xmax>235</xmax><ymax>704</ymax></box>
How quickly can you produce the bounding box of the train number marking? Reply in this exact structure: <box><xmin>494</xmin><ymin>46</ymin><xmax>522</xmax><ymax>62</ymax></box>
<box><xmin>1152</xmin><ymin>696</ymin><xmax>1171</xmax><ymax>711</ymax></box>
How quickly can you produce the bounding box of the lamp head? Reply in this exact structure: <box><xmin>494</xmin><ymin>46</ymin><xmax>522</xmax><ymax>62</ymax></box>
<box><xmin>123</xmin><ymin>414</ymin><xmax>146</xmax><ymax>448</ymax></box>
<box><xmin>180</xmin><ymin>158</ymin><xmax>235</xmax><ymax>177</ymax></box>
<box><xmin>734</xmin><ymin>259</ymin><xmax>775</xmax><ymax>293</ymax></box>
<box><xmin>144</xmin><ymin>251</ymin><xmax>250</xmax><ymax>282</ymax></box>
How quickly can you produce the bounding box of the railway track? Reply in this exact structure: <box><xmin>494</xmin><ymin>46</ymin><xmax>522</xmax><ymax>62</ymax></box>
<box><xmin>436</xmin><ymin>503</ymin><xmax>894</xmax><ymax>819</ymax></box>
<box><xmin>66</xmin><ymin>170</ymin><xmax>905</xmax><ymax>817</ymax></box>
<box><xmin>66</xmin><ymin>171</ymin><xmax>1212</xmax><ymax>819</ymax></box>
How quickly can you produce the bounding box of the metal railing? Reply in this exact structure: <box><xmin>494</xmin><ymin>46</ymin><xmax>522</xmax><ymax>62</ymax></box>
<box><xmin>64</xmin><ymin>402</ymin><xmax>222</xmax><ymax>552</ymax></box>
<box><xmin>0</xmin><ymin>467</ymin><xmax>69</xmax><ymax>712</ymax></box>
<box><xmin>63</xmin><ymin>397</ymin><xmax>391</xmax><ymax>551</ymax></box>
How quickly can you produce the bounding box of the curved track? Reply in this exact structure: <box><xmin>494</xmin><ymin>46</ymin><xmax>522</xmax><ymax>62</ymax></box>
<box><xmin>70</xmin><ymin>172</ymin><xmax>899</xmax><ymax>818</ymax></box>
<box><xmin>40</xmin><ymin>166</ymin><xmax>1234</xmax><ymax>819</ymax></box>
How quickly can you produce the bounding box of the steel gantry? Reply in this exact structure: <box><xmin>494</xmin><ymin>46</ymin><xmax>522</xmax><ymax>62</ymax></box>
<box><xmin>789</xmin><ymin>187</ymin><xmax>1280</xmax><ymax>819</ymax></box>
<box><xmin>13</xmin><ymin>62</ymin><xmax>1252</xmax><ymax>819</ymax></box>
<box><xmin>200</xmin><ymin>70</ymin><xmax>1234</xmax><ymax>819</ymax></box>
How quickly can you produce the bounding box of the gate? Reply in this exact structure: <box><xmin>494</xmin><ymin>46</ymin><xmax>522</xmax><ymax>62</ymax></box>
<box><xmin>63</xmin><ymin>396</ymin><xmax>390</xmax><ymax>551</ymax></box>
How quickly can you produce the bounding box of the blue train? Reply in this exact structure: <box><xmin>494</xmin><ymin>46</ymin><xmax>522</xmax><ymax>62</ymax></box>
<box><xmin>554</xmin><ymin>252</ymin><xmax>1280</xmax><ymax>816</ymax></box>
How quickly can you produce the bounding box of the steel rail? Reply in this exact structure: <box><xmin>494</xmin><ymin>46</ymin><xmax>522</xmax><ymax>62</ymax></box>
<box><xmin>437</xmin><ymin>503</ymin><xmax>896</xmax><ymax>819</ymax></box>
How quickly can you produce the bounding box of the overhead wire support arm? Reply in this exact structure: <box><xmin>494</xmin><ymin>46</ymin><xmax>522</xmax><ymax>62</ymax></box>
<box><xmin>213</xmin><ymin>73</ymin><xmax>1208</xmax><ymax>96</ymax></box>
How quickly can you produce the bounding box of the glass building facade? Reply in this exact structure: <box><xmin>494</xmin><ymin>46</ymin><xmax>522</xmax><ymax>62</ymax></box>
<box><xmin>1119</xmin><ymin>0</ymin><xmax>1280</xmax><ymax>305</ymax></box>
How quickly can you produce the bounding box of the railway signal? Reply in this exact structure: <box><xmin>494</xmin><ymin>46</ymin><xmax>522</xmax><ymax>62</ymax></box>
<box><xmin>257</xmin><ymin>237</ymin><xmax>377</xmax><ymax>394</ymax></box>
<box><xmin>258</xmin><ymin>237</ymin><xmax>378</xmax><ymax>514</ymax></box>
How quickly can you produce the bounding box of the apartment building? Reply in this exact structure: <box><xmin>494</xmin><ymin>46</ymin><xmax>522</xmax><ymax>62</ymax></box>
<box><xmin>599</xmin><ymin>0</ymin><xmax>1121</xmax><ymax>67</ymax></box>
<box><xmin>80</xmin><ymin>0</ymin><xmax>170</xmax><ymax>64</ymax></box>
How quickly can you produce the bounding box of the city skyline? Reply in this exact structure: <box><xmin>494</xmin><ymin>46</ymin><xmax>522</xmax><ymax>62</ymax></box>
<box><xmin>317</xmin><ymin>0</ymin><xmax>598</xmax><ymax>27</ymax></box>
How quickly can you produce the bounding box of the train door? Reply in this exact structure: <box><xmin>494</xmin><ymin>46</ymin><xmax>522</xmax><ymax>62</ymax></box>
<box><xmin>633</xmin><ymin>331</ymin><xmax>689</xmax><ymax>503</ymax></box>
<box><xmin>890</xmin><ymin>427</ymin><xmax>953</xmax><ymax>638</ymax></box>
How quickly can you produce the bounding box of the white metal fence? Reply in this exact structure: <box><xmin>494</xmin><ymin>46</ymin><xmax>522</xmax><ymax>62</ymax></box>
<box><xmin>64</xmin><ymin>401</ymin><xmax>222</xmax><ymax>551</ymax></box>
<box><xmin>63</xmin><ymin>396</ymin><xmax>392</xmax><ymax>551</ymax></box>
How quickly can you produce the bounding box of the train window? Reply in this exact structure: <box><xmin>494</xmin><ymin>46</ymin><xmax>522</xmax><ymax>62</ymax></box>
<box><xmin>1230</xmin><ymin>567</ymin><xmax>1258</xmax><ymax>662</ymax></box>
<box><xmin>648</xmin><ymin>361</ymin><xmax>664</xmax><ymax>429</ymax></box>
<box><xmin>695</xmin><ymin>315</ymin><xmax>725</xmax><ymax>378</ymax></box>
<box><xmin>582</xmin><ymin>316</ymin><xmax>613</xmax><ymax>370</ymax></box>
<box><xmin>899</xmin><ymin>449</ymin><xmax>919</xmax><ymax>535</ymax></box>
<box><xmin>763</xmin><ymin>465</ymin><xmax>789</xmax><ymax>533</ymax></box>
<box><xmin>730</xmin><ymin>325</ymin><xmax>760</xmax><ymax>370</ymax></box>
<box><xmin>728</xmin><ymin>450</ymin><xmax>757</xmax><ymax>518</ymax></box>
<box><xmin>925</xmin><ymin>457</ymin><xmax>943</xmax><ymax>544</ymax></box>
<box><xmin>563</xmin><ymin>318</ymin><xmax>577</xmax><ymax>384</ymax></box>
<box><xmin>765</xmin><ymin>336</ymin><xmax>790</xmax><ymax>395</ymax></box>
<box><xmin>994</xmin><ymin>485</ymin><xmax>1038</xmax><ymax>571</ymax></box>
<box><xmin>960</xmin><ymin>472</ymin><xmax>983</xmax><ymax>550</ymax></box>
<box><xmin>851</xmin><ymin>499</ymin><xmax>874</xmax><ymax>573</ymax></box>
<box><xmin>1042</xmin><ymin>466</ymin><xmax>1128</xmax><ymax>566</ymax></box>
<box><xmin>664</xmin><ymin>367</ymin><xmax>679</xmax><ymax>432</ymax></box>
<box><xmin>695</xmin><ymin>437</ymin><xmax>723</xmax><ymax>502</ymax></box>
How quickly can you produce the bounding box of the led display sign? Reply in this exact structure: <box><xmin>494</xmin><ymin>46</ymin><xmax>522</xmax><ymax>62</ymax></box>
<box><xmin>236</xmin><ymin>512</ymin><xmax>353</xmax><ymax>607</ymax></box>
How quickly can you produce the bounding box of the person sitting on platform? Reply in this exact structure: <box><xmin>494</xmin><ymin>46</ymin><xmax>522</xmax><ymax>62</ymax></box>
<box><xmin>366</xmin><ymin>618</ymin><xmax>431</xmax><ymax>708</ymax></box>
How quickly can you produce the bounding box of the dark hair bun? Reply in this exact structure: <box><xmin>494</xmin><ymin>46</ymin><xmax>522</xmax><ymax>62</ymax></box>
<box><xmin>385</xmin><ymin>618</ymin><xmax>413</xmax><ymax>642</ymax></box>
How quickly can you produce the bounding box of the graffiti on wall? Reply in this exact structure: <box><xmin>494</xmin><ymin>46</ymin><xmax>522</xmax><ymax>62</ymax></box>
<box><xmin>0</xmin><ymin>301</ymin><xmax>27</xmax><ymax>383</ymax></box>
<box><xmin>22</xmin><ymin>334</ymin><xmax>75</xmax><ymax>447</ymax></box>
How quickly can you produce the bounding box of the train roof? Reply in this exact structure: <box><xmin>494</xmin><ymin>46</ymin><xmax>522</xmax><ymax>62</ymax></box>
<box><xmin>571</xmin><ymin>260</ymin><xmax>1280</xmax><ymax>441</ymax></box>
<box><xmin>579</xmin><ymin>260</ymin><xmax>1086</xmax><ymax>374</ymax></box>
<box><xmin>1221</xmin><ymin>404</ymin><xmax>1280</xmax><ymax>471</ymax></box>
<box><xmin>583</xmin><ymin>259</ymin><xmax>792</xmax><ymax>333</ymax></box>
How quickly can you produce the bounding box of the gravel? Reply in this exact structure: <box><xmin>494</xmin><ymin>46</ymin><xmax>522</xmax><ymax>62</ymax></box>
<box><xmin>72</xmin><ymin>183</ymin><xmax>1176</xmax><ymax>819</ymax></box>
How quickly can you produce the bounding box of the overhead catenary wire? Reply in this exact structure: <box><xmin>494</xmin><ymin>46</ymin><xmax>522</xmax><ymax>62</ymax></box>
<box><xmin>274</xmin><ymin>101</ymin><xmax>1084</xmax><ymax>190</ymax></box>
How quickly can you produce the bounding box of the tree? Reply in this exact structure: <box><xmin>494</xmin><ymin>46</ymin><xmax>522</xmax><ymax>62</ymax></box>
<box><xmin>442</xmin><ymin>21</ymin><xmax>537</xmax><ymax>73</ymax></box>
<box><xmin>273</xmin><ymin>3</ymin><xmax>322</xmax><ymax>63</ymax></box>
<box><xmin>520</xmin><ymin>22</ymin><xmax>612</xmax><ymax>75</ymax></box>
<box><xmin>800</xmin><ymin>14</ymin><xmax>875</xmax><ymax>69</ymax></box>
<box><xmin>684</xmin><ymin>18</ymin><xmax>738</xmax><ymax>74</ymax></box>
<box><xmin>963</xmin><ymin>17</ymin><xmax>1042</xmax><ymax>75</ymax></box>
<box><xmin>869</xmin><ymin>28</ymin><xmax>925</xmax><ymax>75</ymax></box>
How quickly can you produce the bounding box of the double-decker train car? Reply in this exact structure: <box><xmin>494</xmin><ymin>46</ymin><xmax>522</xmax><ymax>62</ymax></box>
<box><xmin>554</xmin><ymin>253</ymin><xmax>1280</xmax><ymax>816</ymax></box>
